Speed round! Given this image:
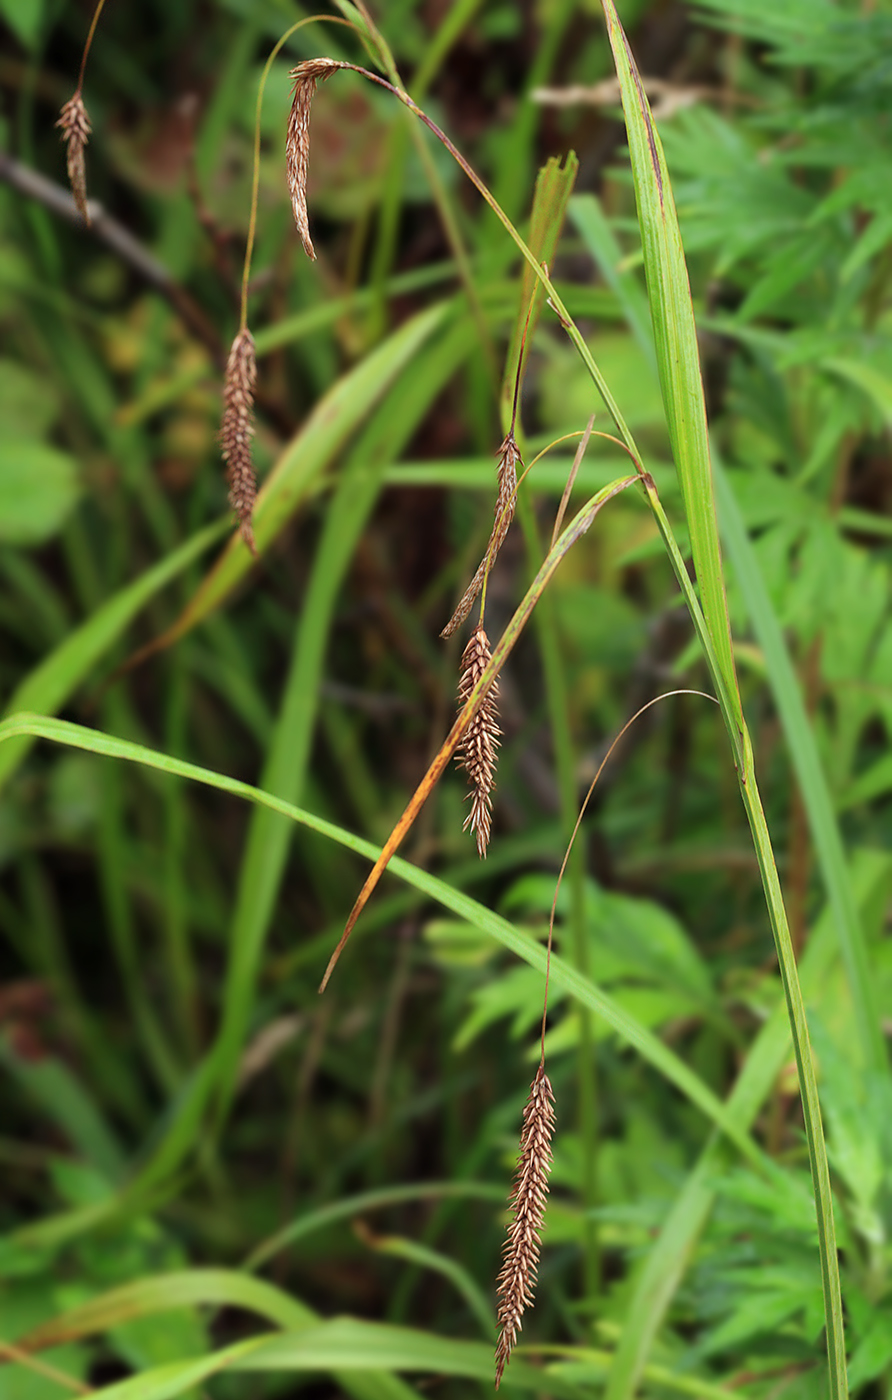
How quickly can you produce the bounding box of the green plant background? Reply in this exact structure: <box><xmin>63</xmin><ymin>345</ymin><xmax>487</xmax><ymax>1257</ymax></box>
<box><xmin>1</xmin><ymin>0</ymin><xmax>892</xmax><ymax>1397</ymax></box>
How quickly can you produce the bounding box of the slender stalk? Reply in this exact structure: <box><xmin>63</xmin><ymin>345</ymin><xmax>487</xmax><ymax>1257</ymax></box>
<box><xmin>75</xmin><ymin>0</ymin><xmax>108</xmax><ymax>94</ymax></box>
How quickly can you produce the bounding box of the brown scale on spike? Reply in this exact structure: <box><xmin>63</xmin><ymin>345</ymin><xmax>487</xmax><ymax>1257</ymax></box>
<box><xmin>495</xmin><ymin>1065</ymin><xmax>555</xmax><ymax>1389</ymax></box>
<box><xmin>57</xmin><ymin>94</ymin><xmax>92</xmax><ymax>225</ymax></box>
<box><xmin>455</xmin><ymin>625</ymin><xmax>501</xmax><ymax>859</ymax></box>
<box><xmin>219</xmin><ymin>328</ymin><xmax>259</xmax><ymax>556</ymax></box>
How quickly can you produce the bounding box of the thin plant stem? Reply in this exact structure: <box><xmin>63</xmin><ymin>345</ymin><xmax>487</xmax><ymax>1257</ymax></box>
<box><xmin>478</xmin><ymin>288</ymin><xmax>536</xmax><ymax>626</ymax></box>
<box><xmin>539</xmin><ymin>689</ymin><xmax>719</xmax><ymax>1063</ymax></box>
<box><xmin>75</xmin><ymin>0</ymin><xmax>108</xmax><ymax>94</ymax></box>
<box><xmin>551</xmin><ymin>414</ymin><xmax>594</xmax><ymax>549</ymax></box>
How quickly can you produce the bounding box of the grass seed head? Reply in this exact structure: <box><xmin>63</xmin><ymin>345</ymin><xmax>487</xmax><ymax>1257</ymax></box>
<box><xmin>286</xmin><ymin>58</ymin><xmax>340</xmax><ymax>260</ymax></box>
<box><xmin>456</xmin><ymin>625</ymin><xmax>501</xmax><ymax>858</ymax></box>
<box><xmin>220</xmin><ymin>328</ymin><xmax>259</xmax><ymax>556</ymax></box>
<box><xmin>57</xmin><ymin>93</ymin><xmax>92</xmax><ymax>225</ymax></box>
<box><xmin>495</xmin><ymin>1065</ymin><xmax>555</xmax><ymax>1389</ymax></box>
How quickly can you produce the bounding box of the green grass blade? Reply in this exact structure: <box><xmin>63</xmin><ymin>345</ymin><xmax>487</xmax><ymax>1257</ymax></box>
<box><xmin>15</xmin><ymin>1269</ymin><xmax>317</xmax><ymax>1345</ymax></box>
<box><xmin>501</xmin><ymin>154</ymin><xmax>579</xmax><ymax>427</ymax></box>
<box><xmin>598</xmin><ymin>0</ymin><xmax>741</xmax><ymax>729</ymax></box>
<box><xmin>0</xmin><ymin>713</ymin><xmax>774</xmax><ymax>1172</ymax></box>
<box><xmin>736</xmin><ymin>739</ymin><xmax>847</xmax><ymax>1397</ymax></box>
<box><xmin>241</xmin><ymin>1320</ymin><xmax>576</xmax><ymax>1392</ymax></box>
<box><xmin>0</xmin><ymin>1042</ymin><xmax>126</xmax><ymax>1183</ymax></box>
<box><xmin>58</xmin><ymin>1323</ymin><xmax>579</xmax><ymax>1400</ymax></box>
<box><xmin>245</xmin><ymin>1182</ymin><xmax>503</xmax><ymax>1273</ymax></box>
<box><xmin>600</xmin><ymin>8</ymin><xmax>848</xmax><ymax>1393</ymax></box>
<box><xmin>74</xmin><ymin>1342</ymin><xmax>268</xmax><ymax>1400</ymax></box>
<box><xmin>0</xmin><ymin>519</ymin><xmax>227</xmax><ymax>792</ymax></box>
<box><xmin>14</xmin><ymin>1271</ymin><xmax>419</xmax><ymax>1400</ymax></box>
<box><xmin>361</xmin><ymin>1235</ymin><xmax>494</xmax><ymax>1339</ymax></box>
<box><xmin>715</xmin><ymin>460</ymin><xmax>885</xmax><ymax>1072</ymax></box>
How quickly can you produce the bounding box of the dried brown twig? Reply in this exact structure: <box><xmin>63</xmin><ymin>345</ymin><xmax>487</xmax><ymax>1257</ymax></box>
<box><xmin>456</xmin><ymin>626</ymin><xmax>501</xmax><ymax>859</ymax></box>
<box><xmin>495</xmin><ymin>1064</ymin><xmax>555</xmax><ymax>1388</ymax></box>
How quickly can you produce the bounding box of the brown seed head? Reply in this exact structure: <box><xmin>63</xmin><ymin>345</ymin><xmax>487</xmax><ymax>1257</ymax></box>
<box><xmin>495</xmin><ymin>1065</ymin><xmax>555</xmax><ymax>1389</ymax></box>
<box><xmin>56</xmin><ymin>93</ymin><xmax>92</xmax><ymax>225</ymax></box>
<box><xmin>441</xmin><ymin>432</ymin><xmax>521</xmax><ymax>639</ymax></box>
<box><xmin>220</xmin><ymin>328</ymin><xmax>259</xmax><ymax>556</ymax></box>
<box><xmin>286</xmin><ymin>59</ymin><xmax>340</xmax><ymax>260</ymax></box>
<box><xmin>456</xmin><ymin>626</ymin><xmax>501</xmax><ymax>859</ymax></box>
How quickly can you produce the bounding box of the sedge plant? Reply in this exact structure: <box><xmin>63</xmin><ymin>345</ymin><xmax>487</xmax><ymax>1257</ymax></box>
<box><xmin>23</xmin><ymin>1</ymin><xmax>858</xmax><ymax>1396</ymax></box>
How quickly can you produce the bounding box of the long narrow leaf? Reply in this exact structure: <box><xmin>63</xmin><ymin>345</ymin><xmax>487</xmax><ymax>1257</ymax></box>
<box><xmin>0</xmin><ymin>519</ymin><xmax>226</xmax><ymax>791</ymax></box>
<box><xmin>598</xmin><ymin>1</ymin><xmax>740</xmax><ymax>726</ymax></box>
<box><xmin>0</xmin><ymin>712</ymin><xmax>774</xmax><ymax>1171</ymax></box>
<box><xmin>13</xmin><ymin>1273</ymin><xmax>419</xmax><ymax>1400</ymax></box>
<box><xmin>599</xmin><ymin>6</ymin><xmax>847</xmax><ymax>1395</ymax></box>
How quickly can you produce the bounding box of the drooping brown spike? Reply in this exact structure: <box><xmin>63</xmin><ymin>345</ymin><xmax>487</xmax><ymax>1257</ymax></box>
<box><xmin>495</xmin><ymin>1065</ymin><xmax>555</xmax><ymax>1389</ymax></box>
<box><xmin>286</xmin><ymin>58</ymin><xmax>341</xmax><ymax>260</ymax></box>
<box><xmin>57</xmin><ymin>94</ymin><xmax>92</xmax><ymax>225</ymax></box>
<box><xmin>220</xmin><ymin>328</ymin><xmax>259</xmax><ymax>556</ymax></box>
<box><xmin>441</xmin><ymin>432</ymin><xmax>521</xmax><ymax>639</ymax></box>
<box><xmin>456</xmin><ymin>625</ymin><xmax>501</xmax><ymax>859</ymax></box>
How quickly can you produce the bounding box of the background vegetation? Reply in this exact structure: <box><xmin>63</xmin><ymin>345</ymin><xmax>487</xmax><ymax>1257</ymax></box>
<box><xmin>1</xmin><ymin>0</ymin><xmax>892</xmax><ymax>1396</ymax></box>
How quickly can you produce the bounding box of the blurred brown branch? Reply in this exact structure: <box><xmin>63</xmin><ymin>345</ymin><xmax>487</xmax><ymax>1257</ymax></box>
<box><xmin>0</xmin><ymin>147</ymin><xmax>224</xmax><ymax>365</ymax></box>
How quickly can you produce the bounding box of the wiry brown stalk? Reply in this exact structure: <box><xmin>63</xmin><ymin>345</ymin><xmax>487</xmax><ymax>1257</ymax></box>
<box><xmin>286</xmin><ymin>58</ymin><xmax>340</xmax><ymax>259</ymax></box>
<box><xmin>441</xmin><ymin>433</ymin><xmax>521</xmax><ymax>639</ymax></box>
<box><xmin>495</xmin><ymin>1064</ymin><xmax>555</xmax><ymax>1389</ymax></box>
<box><xmin>456</xmin><ymin>625</ymin><xmax>501</xmax><ymax>858</ymax></box>
<box><xmin>220</xmin><ymin>328</ymin><xmax>259</xmax><ymax>555</ymax></box>
<box><xmin>56</xmin><ymin>95</ymin><xmax>92</xmax><ymax>225</ymax></box>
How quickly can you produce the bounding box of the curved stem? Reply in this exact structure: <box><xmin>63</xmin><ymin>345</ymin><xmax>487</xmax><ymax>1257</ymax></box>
<box><xmin>76</xmin><ymin>0</ymin><xmax>108</xmax><ymax>94</ymax></box>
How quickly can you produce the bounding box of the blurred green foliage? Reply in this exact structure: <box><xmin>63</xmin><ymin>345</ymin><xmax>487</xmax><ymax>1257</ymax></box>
<box><xmin>1</xmin><ymin>0</ymin><xmax>892</xmax><ymax>1397</ymax></box>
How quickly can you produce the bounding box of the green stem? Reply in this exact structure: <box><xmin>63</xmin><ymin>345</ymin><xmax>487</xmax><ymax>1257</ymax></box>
<box><xmin>643</xmin><ymin>479</ymin><xmax>846</xmax><ymax>1398</ymax></box>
